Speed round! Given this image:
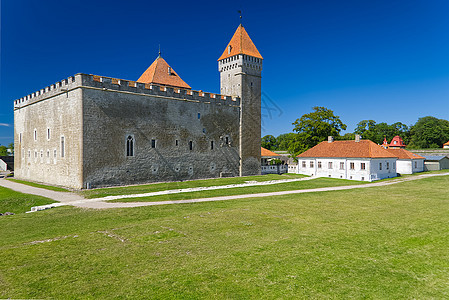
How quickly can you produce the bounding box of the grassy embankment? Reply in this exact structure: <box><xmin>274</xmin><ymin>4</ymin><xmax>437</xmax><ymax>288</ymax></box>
<box><xmin>1</xmin><ymin>175</ymin><xmax>449</xmax><ymax>298</ymax></box>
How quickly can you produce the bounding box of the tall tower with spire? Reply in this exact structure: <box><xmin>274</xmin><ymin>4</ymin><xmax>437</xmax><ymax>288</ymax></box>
<box><xmin>218</xmin><ymin>24</ymin><xmax>263</xmax><ymax>176</ymax></box>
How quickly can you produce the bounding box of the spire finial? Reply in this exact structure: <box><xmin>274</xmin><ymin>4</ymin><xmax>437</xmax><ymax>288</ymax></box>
<box><xmin>238</xmin><ymin>10</ymin><xmax>242</xmax><ymax>24</ymax></box>
<box><xmin>158</xmin><ymin>44</ymin><xmax>161</xmax><ymax>58</ymax></box>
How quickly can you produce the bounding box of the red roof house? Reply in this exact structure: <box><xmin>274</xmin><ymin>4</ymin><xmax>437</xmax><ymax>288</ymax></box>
<box><xmin>388</xmin><ymin>136</ymin><xmax>406</xmax><ymax>149</ymax></box>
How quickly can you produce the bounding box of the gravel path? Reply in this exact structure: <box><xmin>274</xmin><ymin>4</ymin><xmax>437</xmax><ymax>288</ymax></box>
<box><xmin>1</xmin><ymin>173</ymin><xmax>448</xmax><ymax>211</ymax></box>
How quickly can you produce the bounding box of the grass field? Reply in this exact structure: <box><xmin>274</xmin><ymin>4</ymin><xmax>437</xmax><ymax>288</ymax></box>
<box><xmin>7</xmin><ymin>178</ymin><xmax>69</xmax><ymax>192</ymax></box>
<box><xmin>1</xmin><ymin>175</ymin><xmax>449</xmax><ymax>298</ymax></box>
<box><xmin>107</xmin><ymin>177</ymin><xmax>367</xmax><ymax>203</ymax></box>
<box><xmin>81</xmin><ymin>173</ymin><xmax>306</xmax><ymax>199</ymax></box>
<box><xmin>0</xmin><ymin>186</ymin><xmax>56</xmax><ymax>214</ymax></box>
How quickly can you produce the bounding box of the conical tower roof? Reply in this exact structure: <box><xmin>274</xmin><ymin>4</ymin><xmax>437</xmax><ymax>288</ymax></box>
<box><xmin>218</xmin><ymin>24</ymin><xmax>263</xmax><ymax>61</ymax></box>
<box><xmin>137</xmin><ymin>56</ymin><xmax>191</xmax><ymax>89</ymax></box>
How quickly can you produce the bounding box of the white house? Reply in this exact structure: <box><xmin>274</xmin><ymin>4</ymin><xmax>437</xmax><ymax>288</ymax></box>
<box><xmin>386</xmin><ymin>148</ymin><xmax>425</xmax><ymax>174</ymax></box>
<box><xmin>443</xmin><ymin>141</ymin><xmax>449</xmax><ymax>149</ymax></box>
<box><xmin>296</xmin><ymin>136</ymin><xmax>398</xmax><ymax>182</ymax></box>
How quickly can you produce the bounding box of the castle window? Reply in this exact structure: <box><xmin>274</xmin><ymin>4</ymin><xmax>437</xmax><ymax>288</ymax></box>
<box><xmin>19</xmin><ymin>133</ymin><xmax>22</xmax><ymax>143</ymax></box>
<box><xmin>61</xmin><ymin>136</ymin><xmax>65</xmax><ymax>158</ymax></box>
<box><xmin>228</xmin><ymin>45</ymin><xmax>232</xmax><ymax>54</ymax></box>
<box><xmin>203</xmin><ymin>128</ymin><xmax>206</xmax><ymax>133</ymax></box>
<box><xmin>175</xmin><ymin>140</ymin><xmax>179</xmax><ymax>146</ymax></box>
<box><xmin>151</xmin><ymin>139</ymin><xmax>156</xmax><ymax>148</ymax></box>
<box><xmin>28</xmin><ymin>150</ymin><xmax>31</xmax><ymax>158</ymax></box>
<box><xmin>189</xmin><ymin>141</ymin><xmax>193</xmax><ymax>151</ymax></box>
<box><xmin>47</xmin><ymin>150</ymin><xmax>50</xmax><ymax>158</ymax></box>
<box><xmin>225</xmin><ymin>136</ymin><xmax>229</xmax><ymax>144</ymax></box>
<box><xmin>126</xmin><ymin>135</ymin><xmax>134</xmax><ymax>157</ymax></box>
<box><xmin>198</xmin><ymin>113</ymin><xmax>201</xmax><ymax>119</ymax></box>
<box><xmin>210</xmin><ymin>141</ymin><xmax>214</xmax><ymax>150</ymax></box>
<box><xmin>54</xmin><ymin>149</ymin><xmax>57</xmax><ymax>158</ymax></box>
<box><xmin>47</xmin><ymin>128</ymin><xmax>50</xmax><ymax>140</ymax></box>
<box><xmin>34</xmin><ymin>129</ymin><xmax>37</xmax><ymax>141</ymax></box>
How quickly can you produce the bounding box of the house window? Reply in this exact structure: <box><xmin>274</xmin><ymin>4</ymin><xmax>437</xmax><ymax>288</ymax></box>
<box><xmin>318</xmin><ymin>161</ymin><xmax>322</xmax><ymax>169</ymax></box>
<box><xmin>309</xmin><ymin>161</ymin><xmax>314</xmax><ymax>168</ymax></box>
<box><xmin>151</xmin><ymin>139</ymin><xmax>156</xmax><ymax>148</ymax></box>
<box><xmin>361</xmin><ymin>163</ymin><xmax>366</xmax><ymax>170</ymax></box>
<box><xmin>387</xmin><ymin>162</ymin><xmax>390</xmax><ymax>170</ymax></box>
<box><xmin>210</xmin><ymin>141</ymin><xmax>214</xmax><ymax>150</ymax></box>
<box><xmin>414</xmin><ymin>161</ymin><xmax>417</xmax><ymax>168</ymax></box>
<box><xmin>302</xmin><ymin>161</ymin><xmax>306</xmax><ymax>168</ymax></box>
<box><xmin>361</xmin><ymin>177</ymin><xmax>365</xmax><ymax>181</ymax></box>
<box><xmin>189</xmin><ymin>141</ymin><xmax>193</xmax><ymax>151</ymax></box>
<box><xmin>328</xmin><ymin>162</ymin><xmax>333</xmax><ymax>169</ymax></box>
<box><xmin>350</xmin><ymin>162</ymin><xmax>355</xmax><ymax>170</ymax></box>
<box><xmin>379</xmin><ymin>162</ymin><xmax>382</xmax><ymax>170</ymax></box>
<box><xmin>126</xmin><ymin>135</ymin><xmax>134</xmax><ymax>157</ymax></box>
<box><xmin>61</xmin><ymin>136</ymin><xmax>65</xmax><ymax>157</ymax></box>
<box><xmin>340</xmin><ymin>162</ymin><xmax>344</xmax><ymax>170</ymax></box>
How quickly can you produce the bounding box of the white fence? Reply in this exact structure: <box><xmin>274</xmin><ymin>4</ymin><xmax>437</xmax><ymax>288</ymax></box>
<box><xmin>261</xmin><ymin>165</ymin><xmax>288</xmax><ymax>175</ymax></box>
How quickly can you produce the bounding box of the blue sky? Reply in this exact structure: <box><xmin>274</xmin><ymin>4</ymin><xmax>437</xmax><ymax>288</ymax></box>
<box><xmin>1</xmin><ymin>0</ymin><xmax>449</xmax><ymax>146</ymax></box>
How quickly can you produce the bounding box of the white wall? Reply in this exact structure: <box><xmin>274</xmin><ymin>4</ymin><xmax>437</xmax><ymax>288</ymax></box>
<box><xmin>296</xmin><ymin>157</ymin><xmax>397</xmax><ymax>181</ymax></box>
<box><xmin>396</xmin><ymin>159</ymin><xmax>424</xmax><ymax>174</ymax></box>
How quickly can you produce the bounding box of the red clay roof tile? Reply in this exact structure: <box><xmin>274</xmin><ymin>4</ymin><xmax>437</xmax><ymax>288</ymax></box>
<box><xmin>137</xmin><ymin>56</ymin><xmax>191</xmax><ymax>89</ymax></box>
<box><xmin>218</xmin><ymin>25</ymin><xmax>263</xmax><ymax>61</ymax></box>
<box><xmin>386</xmin><ymin>149</ymin><xmax>425</xmax><ymax>160</ymax></box>
<box><xmin>261</xmin><ymin>147</ymin><xmax>280</xmax><ymax>157</ymax></box>
<box><xmin>297</xmin><ymin>140</ymin><xmax>397</xmax><ymax>158</ymax></box>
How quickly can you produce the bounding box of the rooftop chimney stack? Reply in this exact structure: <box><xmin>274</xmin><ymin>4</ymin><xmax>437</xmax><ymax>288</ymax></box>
<box><xmin>355</xmin><ymin>135</ymin><xmax>361</xmax><ymax>143</ymax></box>
<box><xmin>328</xmin><ymin>136</ymin><xmax>334</xmax><ymax>143</ymax></box>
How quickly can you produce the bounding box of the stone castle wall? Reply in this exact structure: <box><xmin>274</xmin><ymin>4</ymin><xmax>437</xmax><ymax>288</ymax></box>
<box><xmin>14</xmin><ymin>74</ymin><xmax>242</xmax><ymax>189</ymax></box>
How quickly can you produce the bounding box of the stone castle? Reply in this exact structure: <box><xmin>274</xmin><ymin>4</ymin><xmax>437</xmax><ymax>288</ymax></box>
<box><xmin>13</xmin><ymin>25</ymin><xmax>263</xmax><ymax>189</ymax></box>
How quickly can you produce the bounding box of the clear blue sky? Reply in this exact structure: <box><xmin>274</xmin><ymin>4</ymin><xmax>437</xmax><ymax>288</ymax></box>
<box><xmin>1</xmin><ymin>0</ymin><xmax>449</xmax><ymax>146</ymax></box>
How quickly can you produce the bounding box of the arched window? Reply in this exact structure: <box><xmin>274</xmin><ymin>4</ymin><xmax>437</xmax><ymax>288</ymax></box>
<box><xmin>126</xmin><ymin>135</ymin><xmax>134</xmax><ymax>157</ymax></box>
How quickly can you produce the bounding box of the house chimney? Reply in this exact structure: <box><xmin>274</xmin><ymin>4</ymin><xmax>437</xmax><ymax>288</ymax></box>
<box><xmin>328</xmin><ymin>136</ymin><xmax>334</xmax><ymax>143</ymax></box>
<box><xmin>355</xmin><ymin>134</ymin><xmax>361</xmax><ymax>143</ymax></box>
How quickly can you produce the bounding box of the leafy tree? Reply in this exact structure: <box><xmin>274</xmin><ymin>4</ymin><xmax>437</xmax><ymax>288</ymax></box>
<box><xmin>354</xmin><ymin>120</ymin><xmax>410</xmax><ymax>144</ymax></box>
<box><xmin>408</xmin><ymin>116</ymin><xmax>449</xmax><ymax>149</ymax></box>
<box><xmin>0</xmin><ymin>145</ymin><xmax>7</xmax><ymax>156</ymax></box>
<box><xmin>289</xmin><ymin>107</ymin><xmax>347</xmax><ymax>157</ymax></box>
<box><xmin>276</xmin><ymin>133</ymin><xmax>296</xmax><ymax>151</ymax></box>
<box><xmin>8</xmin><ymin>143</ymin><xmax>14</xmax><ymax>155</ymax></box>
<box><xmin>261</xmin><ymin>135</ymin><xmax>277</xmax><ymax>150</ymax></box>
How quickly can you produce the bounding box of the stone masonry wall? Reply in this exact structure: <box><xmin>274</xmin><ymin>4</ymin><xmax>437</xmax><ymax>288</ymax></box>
<box><xmin>81</xmin><ymin>75</ymin><xmax>241</xmax><ymax>188</ymax></box>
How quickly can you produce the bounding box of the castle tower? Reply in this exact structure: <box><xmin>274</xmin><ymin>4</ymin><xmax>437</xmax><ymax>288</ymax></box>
<box><xmin>218</xmin><ymin>24</ymin><xmax>263</xmax><ymax>176</ymax></box>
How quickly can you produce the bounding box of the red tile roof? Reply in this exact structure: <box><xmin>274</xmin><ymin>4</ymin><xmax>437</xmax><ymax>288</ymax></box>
<box><xmin>297</xmin><ymin>140</ymin><xmax>397</xmax><ymax>158</ymax></box>
<box><xmin>137</xmin><ymin>56</ymin><xmax>191</xmax><ymax>89</ymax></box>
<box><xmin>444</xmin><ymin>141</ymin><xmax>449</xmax><ymax>146</ymax></box>
<box><xmin>386</xmin><ymin>148</ymin><xmax>425</xmax><ymax>160</ymax></box>
<box><xmin>388</xmin><ymin>135</ymin><xmax>406</xmax><ymax>148</ymax></box>
<box><xmin>218</xmin><ymin>25</ymin><xmax>263</xmax><ymax>61</ymax></box>
<box><xmin>261</xmin><ymin>147</ymin><xmax>280</xmax><ymax>157</ymax></box>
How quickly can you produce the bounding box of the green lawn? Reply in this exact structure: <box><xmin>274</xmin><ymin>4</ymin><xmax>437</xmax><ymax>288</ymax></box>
<box><xmin>7</xmin><ymin>178</ymin><xmax>69</xmax><ymax>192</ymax></box>
<box><xmin>81</xmin><ymin>173</ymin><xmax>306</xmax><ymax>199</ymax></box>
<box><xmin>107</xmin><ymin>177</ymin><xmax>366</xmax><ymax>203</ymax></box>
<box><xmin>0</xmin><ymin>186</ymin><xmax>56</xmax><ymax>214</ymax></box>
<box><xmin>1</xmin><ymin>175</ymin><xmax>449</xmax><ymax>298</ymax></box>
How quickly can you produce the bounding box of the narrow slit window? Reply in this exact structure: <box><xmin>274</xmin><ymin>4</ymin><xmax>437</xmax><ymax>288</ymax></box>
<box><xmin>47</xmin><ymin>128</ymin><xmax>50</xmax><ymax>140</ymax></box>
<box><xmin>189</xmin><ymin>141</ymin><xmax>193</xmax><ymax>151</ymax></box>
<box><xmin>175</xmin><ymin>140</ymin><xmax>179</xmax><ymax>146</ymax></box>
<box><xmin>126</xmin><ymin>135</ymin><xmax>134</xmax><ymax>157</ymax></box>
<box><xmin>198</xmin><ymin>113</ymin><xmax>201</xmax><ymax>119</ymax></box>
<box><xmin>151</xmin><ymin>139</ymin><xmax>156</xmax><ymax>148</ymax></box>
<box><xmin>60</xmin><ymin>136</ymin><xmax>65</xmax><ymax>157</ymax></box>
<box><xmin>210</xmin><ymin>141</ymin><xmax>214</xmax><ymax>150</ymax></box>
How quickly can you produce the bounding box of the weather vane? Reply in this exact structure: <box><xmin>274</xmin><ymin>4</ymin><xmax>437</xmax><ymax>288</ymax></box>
<box><xmin>238</xmin><ymin>10</ymin><xmax>242</xmax><ymax>23</ymax></box>
<box><xmin>158</xmin><ymin>44</ymin><xmax>161</xmax><ymax>57</ymax></box>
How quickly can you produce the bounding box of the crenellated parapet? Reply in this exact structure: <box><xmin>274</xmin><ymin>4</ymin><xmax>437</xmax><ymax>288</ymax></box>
<box><xmin>14</xmin><ymin>73</ymin><xmax>240</xmax><ymax>110</ymax></box>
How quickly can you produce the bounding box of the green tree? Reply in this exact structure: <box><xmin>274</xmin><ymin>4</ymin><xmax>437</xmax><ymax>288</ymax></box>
<box><xmin>261</xmin><ymin>135</ymin><xmax>277</xmax><ymax>150</ymax></box>
<box><xmin>354</xmin><ymin>120</ymin><xmax>410</xmax><ymax>144</ymax></box>
<box><xmin>408</xmin><ymin>116</ymin><xmax>449</xmax><ymax>149</ymax></box>
<box><xmin>7</xmin><ymin>143</ymin><xmax>14</xmax><ymax>155</ymax></box>
<box><xmin>276</xmin><ymin>133</ymin><xmax>296</xmax><ymax>151</ymax></box>
<box><xmin>289</xmin><ymin>107</ymin><xmax>347</xmax><ymax>157</ymax></box>
<box><xmin>0</xmin><ymin>145</ymin><xmax>7</xmax><ymax>156</ymax></box>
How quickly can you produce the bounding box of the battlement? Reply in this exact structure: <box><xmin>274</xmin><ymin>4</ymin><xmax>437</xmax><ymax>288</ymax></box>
<box><xmin>14</xmin><ymin>74</ymin><xmax>240</xmax><ymax>110</ymax></box>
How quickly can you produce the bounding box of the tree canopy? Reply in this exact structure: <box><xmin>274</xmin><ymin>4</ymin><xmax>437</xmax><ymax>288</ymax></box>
<box><xmin>354</xmin><ymin>120</ymin><xmax>410</xmax><ymax>145</ymax></box>
<box><xmin>408</xmin><ymin>116</ymin><xmax>449</xmax><ymax>149</ymax></box>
